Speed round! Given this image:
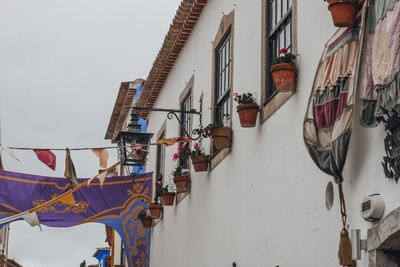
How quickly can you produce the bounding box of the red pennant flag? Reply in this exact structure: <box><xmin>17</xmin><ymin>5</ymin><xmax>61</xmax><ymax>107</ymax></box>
<box><xmin>33</xmin><ymin>149</ymin><xmax>56</xmax><ymax>170</ymax></box>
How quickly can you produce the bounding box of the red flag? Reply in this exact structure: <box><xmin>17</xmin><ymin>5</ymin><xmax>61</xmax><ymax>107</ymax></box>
<box><xmin>33</xmin><ymin>149</ymin><xmax>56</xmax><ymax>170</ymax></box>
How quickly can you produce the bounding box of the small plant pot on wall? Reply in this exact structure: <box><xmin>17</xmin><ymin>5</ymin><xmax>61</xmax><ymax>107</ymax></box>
<box><xmin>161</xmin><ymin>192</ymin><xmax>176</xmax><ymax>206</ymax></box>
<box><xmin>148</xmin><ymin>204</ymin><xmax>163</xmax><ymax>219</ymax></box>
<box><xmin>327</xmin><ymin>0</ymin><xmax>358</xmax><ymax>28</ymax></box>
<box><xmin>140</xmin><ymin>216</ymin><xmax>152</xmax><ymax>228</ymax></box>
<box><xmin>173</xmin><ymin>175</ymin><xmax>190</xmax><ymax>193</ymax></box>
<box><xmin>191</xmin><ymin>155</ymin><xmax>210</xmax><ymax>172</ymax></box>
<box><xmin>236</xmin><ymin>104</ymin><xmax>260</xmax><ymax>127</ymax></box>
<box><xmin>270</xmin><ymin>63</ymin><xmax>296</xmax><ymax>92</ymax></box>
<box><xmin>212</xmin><ymin>127</ymin><xmax>232</xmax><ymax>150</ymax></box>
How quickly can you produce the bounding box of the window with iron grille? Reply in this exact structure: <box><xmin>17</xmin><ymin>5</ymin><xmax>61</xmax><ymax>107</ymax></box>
<box><xmin>214</xmin><ymin>28</ymin><xmax>232</xmax><ymax>125</ymax></box>
<box><xmin>266</xmin><ymin>0</ymin><xmax>292</xmax><ymax>101</ymax></box>
<box><xmin>180</xmin><ymin>91</ymin><xmax>191</xmax><ymax>169</ymax></box>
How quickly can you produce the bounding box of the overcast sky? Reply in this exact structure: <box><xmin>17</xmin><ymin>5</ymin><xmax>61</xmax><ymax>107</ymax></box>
<box><xmin>0</xmin><ymin>0</ymin><xmax>181</xmax><ymax>266</ymax></box>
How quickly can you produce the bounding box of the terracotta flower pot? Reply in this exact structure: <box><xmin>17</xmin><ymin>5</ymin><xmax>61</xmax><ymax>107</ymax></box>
<box><xmin>149</xmin><ymin>204</ymin><xmax>163</xmax><ymax>219</ymax></box>
<box><xmin>191</xmin><ymin>155</ymin><xmax>210</xmax><ymax>172</ymax></box>
<box><xmin>328</xmin><ymin>0</ymin><xmax>357</xmax><ymax>28</ymax></box>
<box><xmin>236</xmin><ymin>104</ymin><xmax>260</xmax><ymax>128</ymax></box>
<box><xmin>212</xmin><ymin>127</ymin><xmax>232</xmax><ymax>150</ymax></box>
<box><xmin>270</xmin><ymin>63</ymin><xmax>296</xmax><ymax>92</ymax></box>
<box><xmin>161</xmin><ymin>192</ymin><xmax>176</xmax><ymax>206</ymax></box>
<box><xmin>140</xmin><ymin>216</ymin><xmax>152</xmax><ymax>228</ymax></box>
<box><xmin>173</xmin><ymin>175</ymin><xmax>190</xmax><ymax>193</ymax></box>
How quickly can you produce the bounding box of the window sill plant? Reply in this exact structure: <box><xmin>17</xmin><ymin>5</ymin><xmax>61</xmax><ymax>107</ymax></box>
<box><xmin>137</xmin><ymin>209</ymin><xmax>152</xmax><ymax>228</ymax></box>
<box><xmin>171</xmin><ymin>144</ymin><xmax>191</xmax><ymax>193</ymax></box>
<box><xmin>325</xmin><ymin>0</ymin><xmax>358</xmax><ymax>28</ymax></box>
<box><xmin>233</xmin><ymin>92</ymin><xmax>259</xmax><ymax>128</ymax></box>
<box><xmin>149</xmin><ymin>191</ymin><xmax>163</xmax><ymax>219</ymax></box>
<box><xmin>270</xmin><ymin>48</ymin><xmax>297</xmax><ymax>92</ymax></box>
<box><xmin>161</xmin><ymin>184</ymin><xmax>176</xmax><ymax>206</ymax></box>
<box><xmin>190</xmin><ymin>142</ymin><xmax>209</xmax><ymax>172</ymax></box>
<box><xmin>197</xmin><ymin>122</ymin><xmax>232</xmax><ymax>150</ymax></box>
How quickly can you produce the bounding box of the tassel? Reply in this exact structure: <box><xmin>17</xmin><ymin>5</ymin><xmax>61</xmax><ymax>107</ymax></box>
<box><xmin>338</xmin><ymin>228</ymin><xmax>353</xmax><ymax>266</ymax></box>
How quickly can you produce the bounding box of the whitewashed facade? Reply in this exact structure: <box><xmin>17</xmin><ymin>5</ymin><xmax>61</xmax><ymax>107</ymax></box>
<box><xmin>108</xmin><ymin>0</ymin><xmax>400</xmax><ymax>266</ymax></box>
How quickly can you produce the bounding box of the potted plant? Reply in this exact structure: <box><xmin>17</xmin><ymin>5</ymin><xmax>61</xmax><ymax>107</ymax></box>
<box><xmin>233</xmin><ymin>92</ymin><xmax>259</xmax><ymax>127</ymax></box>
<box><xmin>190</xmin><ymin>142</ymin><xmax>209</xmax><ymax>172</ymax></box>
<box><xmin>137</xmin><ymin>209</ymin><xmax>152</xmax><ymax>228</ymax></box>
<box><xmin>149</xmin><ymin>186</ymin><xmax>163</xmax><ymax>219</ymax></box>
<box><xmin>270</xmin><ymin>48</ymin><xmax>297</xmax><ymax>92</ymax></box>
<box><xmin>172</xmin><ymin>145</ymin><xmax>191</xmax><ymax>193</ymax></box>
<box><xmin>326</xmin><ymin>0</ymin><xmax>358</xmax><ymax>28</ymax></box>
<box><xmin>202</xmin><ymin>122</ymin><xmax>232</xmax><ymax>150</ymax></box>
<box><xmin>161</xmin><ymin>184</ymin><xmax>176</xmax><ymax>206</ymax></box>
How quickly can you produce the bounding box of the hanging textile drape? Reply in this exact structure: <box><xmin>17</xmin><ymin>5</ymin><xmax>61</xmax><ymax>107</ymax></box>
<box><xmin>360</xmin><ymin>0</ymin><xmax>400</xmax><ymax>127</ymax></box>
<box><xmin>0</xmin><ymin>169</ymin><xmax>152</xmax><ymax>267</ymax></box>
<box><xmin>303</xmin><ymin>27</ymin><xmax>361</xmax><ymax>184</ymax></box>
<box><xmin>303</xmin><ymin>3</ymin><xmax>368</xmax><ymax>263</ymax></box>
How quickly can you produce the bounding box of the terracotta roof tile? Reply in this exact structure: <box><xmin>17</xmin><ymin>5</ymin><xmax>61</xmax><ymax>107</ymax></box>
<box><xmin>136</xmin><ymin>0</ymin><xmax>207</xmax><ymax>118</ymax></box>
<box><xmin>105</xmin><ymin>79</ymin><xmax>144</xmax><ymax>141</ymax></box>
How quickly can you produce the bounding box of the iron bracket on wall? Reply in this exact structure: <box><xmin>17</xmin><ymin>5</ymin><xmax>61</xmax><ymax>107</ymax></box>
<box><xmin>377</xmin><ymin>107</ymin><xmax>400</xmax><ymax>183</ymax></box>
<box><xmin>132</xmin><ymin>94</ymin><xmax>203</xmax><ymax>140</ymax></box>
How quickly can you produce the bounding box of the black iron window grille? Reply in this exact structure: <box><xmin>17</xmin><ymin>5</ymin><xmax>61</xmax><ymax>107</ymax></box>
<box><xmin>214</xmin><ymin>28</ymin><xmax>232</xmax><ymax>125</ymax></box>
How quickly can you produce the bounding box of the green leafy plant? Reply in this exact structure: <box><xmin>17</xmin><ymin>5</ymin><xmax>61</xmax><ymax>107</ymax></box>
<box><xmin>233</xmin><ymin>92</ymin><xmax>256</xmax><ymax>104</ymax></box>
<box><xmin>271</xmin><ymin>48</ymin><xmax>296</xmax><ymax>66</ymax></box>
<box><xmin>172</xmin><ymin>143</ymin><xmax>191</xmax><ymax>161</ymax></box>
<box><xmin>171</xmin><ymin>165</ymin><xmax>190</xmax><ymax>177</ymax></box>
<box><xmin>193</xmin><ymin>122</ymin><xmax>224</xmax><ymax>138</ymax></box>
<box><xmin>191</xmin><ymin>142</ymin><xmax>205</xmax><ymax>156</ymax></box>
<box><xmin>162</xmin><ymin>182</ymin><xmax>175</xmax><ymax>192</ymax></box>
<box><xmin>137</xmin><ymin>209</ymin><xmax>147</xmax><ymax>220</ymax></box>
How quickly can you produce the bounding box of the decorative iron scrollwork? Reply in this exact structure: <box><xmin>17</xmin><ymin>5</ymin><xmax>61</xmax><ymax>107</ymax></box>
<box><xmin>132</xmin><ymin>94</ymin><xmax>203</xmax><ymax>140</ymax></box>
<box><xmin>378</xmin><ymin>107</ymin><xmax>400</xmax><ymax>182</ymax></box>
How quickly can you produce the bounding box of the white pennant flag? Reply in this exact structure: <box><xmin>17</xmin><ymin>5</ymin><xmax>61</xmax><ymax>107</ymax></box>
<box><xmin>22</xmin><ymin>211</ymin><xmax>41</xmax><ymax>229</ymax></box>
<box><xmin>0</xmin><ymin>147</ymin><xmax>19</xmax><ymax>161</ymax></box>
<box><xmin>87</xmin><ymin>170</ymin><xmax>107</xmax><ymax>187</ymax></box>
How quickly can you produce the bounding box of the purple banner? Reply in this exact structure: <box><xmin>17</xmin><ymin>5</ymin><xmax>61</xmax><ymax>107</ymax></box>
<box><xmin>0</xmin><ymin>169</ymin><xmax>152</xmax><ymax>267</ymax></box>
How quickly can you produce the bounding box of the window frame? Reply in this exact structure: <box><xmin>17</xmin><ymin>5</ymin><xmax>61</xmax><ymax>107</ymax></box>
<box><xmin>154</xmin><ymin>121</ymin><xmax>166</xmax><ymax>203</ymax></box>
<box><xmin>210</xmin><ymin>10</ymin><xmax>234</xmax><ymax>170</ymax></box>
<box><xmin>178</xmin><ymin>76</ymin><xmax>194</xmax><ymax>170</ymax></box>
<box><xmin>261</xmin><ymin>0</ymin><xmax>297</xmax><ymax>122</ymax></box>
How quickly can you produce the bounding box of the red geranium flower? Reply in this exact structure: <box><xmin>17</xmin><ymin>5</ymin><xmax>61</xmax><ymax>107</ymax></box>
<box><xmin>279</xmin><ymin>48</ymin><xmax>288</xmax><ymax>54</ymax></box>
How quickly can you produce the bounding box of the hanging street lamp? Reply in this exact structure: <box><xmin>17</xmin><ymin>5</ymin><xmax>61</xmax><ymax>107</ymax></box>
<box><xmin>115</xmin><ymin>111</ymin><xmax>154</xmax><ymax>166</ymax></box>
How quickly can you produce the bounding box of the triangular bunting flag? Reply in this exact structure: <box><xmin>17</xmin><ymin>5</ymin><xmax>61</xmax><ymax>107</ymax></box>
<box><xmin>64</xmin><ymin>148</ymin><xmax>78</xmax><ymax>186</ymax></box>
<box><xmin>22</xmin><ymin>211</ymin><xmax>40</xmax><ymax>227</ymax></box>
<box><xmin>87</xmin><ymin>171</ymin><xmax>107</xmax><ymax>187</ymax></box>
<box><xmin>91</xmin><ymin>148</ymin><xmax>109</xmax><ymax>168</ymax></box>
<box><xmin>157</xmin><ymin>137</ymin><xmax>191</xmax><ymax>146</ymax></box>
<box><xmin>33</xmin><ymin>149</ymin><xmax>56</xmax><ymax>170</ymax></box>
<box><xmin>0</xmin><ymin>147</ymin><xmax>19</xmax><ymax>161</ymax></box>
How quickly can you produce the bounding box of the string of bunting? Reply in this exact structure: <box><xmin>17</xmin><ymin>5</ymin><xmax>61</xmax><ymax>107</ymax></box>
<box><xmin>0</xmin><ymin>136</ymin><xmax>190</xmax><ymax>172</ymax></box>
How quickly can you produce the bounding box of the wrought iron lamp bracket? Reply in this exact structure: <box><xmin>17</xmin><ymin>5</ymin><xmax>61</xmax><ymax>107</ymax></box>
<box><xmin>132</xmin><ymin>93</ymin><xmax>203</xmax><ymax>140</ymax></box>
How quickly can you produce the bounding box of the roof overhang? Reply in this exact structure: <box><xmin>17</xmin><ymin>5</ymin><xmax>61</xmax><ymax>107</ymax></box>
<box><xmin>105</xmin><ymin>79</ymin><xmax>144</xmax><ymax>142</ymax></box>
<box><xmin>136</xmin><ymin>0</ymin><xmax>207</xmax><ymax>118</ymax></box>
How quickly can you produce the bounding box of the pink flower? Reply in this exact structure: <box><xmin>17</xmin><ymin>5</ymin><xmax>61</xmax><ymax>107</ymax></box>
<box><xmin>206</xmin><ymin>130</ymin><xmax>213</xmax><ymax>136</ymax></box>
<box><xmin>181</xmin><ymin>144</ymin><xmax>185</xmax><ymax>149</ymax></box>
<box><xmin>195</xmin><ymin>143</ymin><xmax>199</xmax><ymax>148</ymax></box>
<box><xmin>233</xmin><ymin>92</ymin><xmax>238</xmax><ymax>97</ymax></box>
<box><xmin>178</xmin><ymin>147</ymin><xmax>181</xmax><ymax>151</ymax></box>
<box><xmin>279</xmin><ymin>48</ymin><xmax>288</xmax><ymax>54</ymax></box>
<box><xmin>173</xmin><ymin>153</ymin><xmax>179</xmax><ymax>160</ymax></box>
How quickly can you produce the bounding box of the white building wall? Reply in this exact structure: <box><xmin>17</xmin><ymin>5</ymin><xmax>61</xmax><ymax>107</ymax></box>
<box><xmin>144</xmin><ymin>0</ymin><xmax>397</xmax><ymax>266</ymax></box>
